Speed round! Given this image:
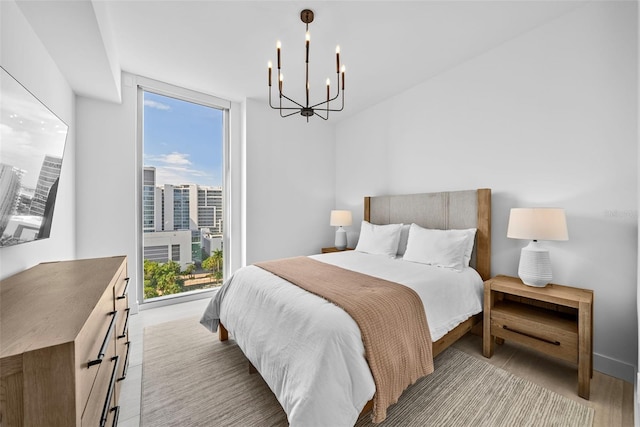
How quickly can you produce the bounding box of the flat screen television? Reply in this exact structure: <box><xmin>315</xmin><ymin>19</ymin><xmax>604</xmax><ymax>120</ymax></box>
<box><xmin>0</xmin><ymin>66</ymin><xmax>69</xmax><ymax>247</ymax></box>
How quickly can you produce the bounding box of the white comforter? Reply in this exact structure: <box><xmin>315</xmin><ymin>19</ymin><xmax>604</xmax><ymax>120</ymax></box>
<box><xmin>200</xmin><ymin>251</ymin><xmax>483</xmax><ymax>427</ymax></box>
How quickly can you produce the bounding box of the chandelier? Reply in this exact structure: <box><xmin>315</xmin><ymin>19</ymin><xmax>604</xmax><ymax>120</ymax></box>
<box><xmin>268</xmin><ymin>9</ymin><xmax>345</xmax><ymax>122</ymax></box>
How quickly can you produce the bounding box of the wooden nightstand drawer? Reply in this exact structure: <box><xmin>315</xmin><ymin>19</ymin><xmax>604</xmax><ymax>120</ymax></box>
<box><xmin>490</xmin><ymin>301</ymin><xmax>578</xmax><ymax>363</ymax></box>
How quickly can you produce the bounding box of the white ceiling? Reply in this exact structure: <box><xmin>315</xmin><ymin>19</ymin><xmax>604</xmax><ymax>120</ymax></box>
<box><xmin>17</xmin><ymin>0</ymin><xmax>586</xmax><ymax>121</ymax></box>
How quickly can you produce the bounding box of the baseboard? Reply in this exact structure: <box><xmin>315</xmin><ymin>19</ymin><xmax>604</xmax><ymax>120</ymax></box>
<box><xmin>594</xmin><ymin>352</ymin><xmax>635</xmax><ymax>383</ymax></box>
<box><xmin>138</xmin><ymin>288</ymin><xmax>217</xmax><ymax>311</ymax></box>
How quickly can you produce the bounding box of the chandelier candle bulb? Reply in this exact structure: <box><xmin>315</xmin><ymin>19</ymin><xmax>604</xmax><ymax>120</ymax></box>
<box><xmin>305</xmin><ymin>31</ymin><xmax>310</xmax><ymax>63</ymax></box>
<box><xmin>326</xmin><ymin>79</ymin><xmax>330</xmax><ymax>100</ymax></box>
<box><xmin>279</xmin><ymin>73</ymin><xmax>283</xmax><ymax>93</ymax></box>
<box><xmin>277</xmin><ymin>41</ymin><xmax>281</xmax><ymax>69</ymax></box>
<box><xmin>336</xmin><ymin>45</ymin><xmax>340</xmax><ymax>73</ymax></box>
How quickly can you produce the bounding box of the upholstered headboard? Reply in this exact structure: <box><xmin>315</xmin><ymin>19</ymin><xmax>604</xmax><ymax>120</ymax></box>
<box><xmin>364</xmin><ymin>189</ymin><xmax>491</xmax><ymax>280</ymax></box>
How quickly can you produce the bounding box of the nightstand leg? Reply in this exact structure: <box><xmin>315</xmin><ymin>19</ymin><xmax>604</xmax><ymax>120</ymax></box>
<box><xmin>483</xmin><ymin>283</ymin><xmax>494</xmax><ymax>358</ymax></box>
<box><xmin>578</xmin><ymin>301</ymin><xmax>592</xmax><ymax>400</ymax></box>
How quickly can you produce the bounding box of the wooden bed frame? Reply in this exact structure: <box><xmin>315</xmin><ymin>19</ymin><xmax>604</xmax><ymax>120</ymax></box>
<box><xmin>217</xmin><ymin>188</ymin><xmax>492</xmax><ymax>416</ymax></box>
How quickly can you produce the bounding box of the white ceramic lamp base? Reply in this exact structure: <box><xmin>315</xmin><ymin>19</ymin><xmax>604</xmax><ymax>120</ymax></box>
<box><xmin>334</xmin><ymin>227</ymin><xmax>347</xmax><ymax>250</ymax></box>
<box><xmin>518</xmin><ymin>241</ymin><xmax>552</xmax><ymax>287</ymax></box>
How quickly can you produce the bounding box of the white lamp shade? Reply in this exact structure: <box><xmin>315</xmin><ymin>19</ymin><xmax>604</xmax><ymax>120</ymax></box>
<box><xmin>507</xmin><ymin>208</ymin><xmax>568</xmax><ymax>241</ymax></box>
<box><xmin>330</xmin><ymin>210</ymin><xmax>352</xmax><ymax>227</ymax></box>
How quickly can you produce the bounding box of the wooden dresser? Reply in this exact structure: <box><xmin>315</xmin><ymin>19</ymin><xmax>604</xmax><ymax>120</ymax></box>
<box><xmin>0</xmin><ymin>256</ymin><xmax>130</xmax><ymax>427</ymax></box>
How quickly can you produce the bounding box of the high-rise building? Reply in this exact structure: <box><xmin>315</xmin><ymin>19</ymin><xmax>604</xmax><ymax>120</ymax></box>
<box><xmin>0</xmin><ymin>164</ymin><xmax>24</xmax><ymax>236</ymax></box>
<box><xmin>198</xmin><ymin>186</ymin><xmax>223</xmax><ymax>234</ymax></box>
<box><xmin>150</xmin><ymin>183</ymin><xmax>222</xmax><ymax>233</ymax></box>
<box><xmin>142</xmin><ymin>170</ymin><xmax>223</xmax><ymax>268</ymax></box>
<box><xmin>29</xmin><ymin>155</ymin><xmax>62</xmax><ymax>217</ymax></box>
<box><xmin>166</xmin><ymin>184</ymin><xmax>195</xmax><ymax>231</ymax></box>
<box><xmin>143</xmin><ymin>167</ymin><xmax>156</xmax><ymax>233</ymax></box>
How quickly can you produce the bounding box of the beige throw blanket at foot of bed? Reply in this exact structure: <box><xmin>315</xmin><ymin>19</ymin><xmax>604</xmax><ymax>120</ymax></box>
<box><xmin>255</xmin><ymin>256</ymin><xmax>434</xmax><ymax>423</ymax></box>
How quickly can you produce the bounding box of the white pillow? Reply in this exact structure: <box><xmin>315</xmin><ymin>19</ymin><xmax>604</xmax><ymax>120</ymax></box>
<box><xmin>403</xmin><ymin>224</ymin><xmax>471</xmax><ymax>271</ymax></box>
<box><xmin>397</xmin><ymin>224</ymin><xmax>411</xmax><ymax>256</ymax></box>
<box><xmin>462</xmin><ymin>228</ymin><xmax>477</xmax><ymax>267</ymax></box>
<box><xmin>354</xmin><ymin>221</ymin><xmax>403</xmax><ymax>258</ymax></box>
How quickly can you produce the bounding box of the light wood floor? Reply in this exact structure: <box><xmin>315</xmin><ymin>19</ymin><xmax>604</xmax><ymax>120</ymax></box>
<box><xmin>452</xmin><ymin>333</ymin><xmax>634</xmax><ymax>427</ymax></box>
<box><xmin>117</xmin><ymin>298</ymin><xmax>635</xmax><ymax>427</ymax></box>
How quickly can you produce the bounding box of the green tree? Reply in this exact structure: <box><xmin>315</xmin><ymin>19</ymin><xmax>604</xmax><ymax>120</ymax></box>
<box><xmin>202</xmin><ymin>249</ymin><xmax>224</xmax><ymax>284</ymax></box>
<box><xmin>202</xmin><ymin>256</ymin><xmax>216</xmax><ymax>272</ymax></box>
<box><xmin>212</xmin><ymin>249</ymin><xmax>223</xmax><ymax>273</ymax></box>
<box><xmin>183</xmin><ymin>263</ymin><xmax>196</xmax><ymax>278</ymax></box>
<box><xmin>144</xmin><ymin>259</ymin><xmax>160</xmax><ymax>299</ymax></box>
<box><xmin>143</xmin><ymin>259</ymin><xmax>184</xmax><ymax>299</ymax></box>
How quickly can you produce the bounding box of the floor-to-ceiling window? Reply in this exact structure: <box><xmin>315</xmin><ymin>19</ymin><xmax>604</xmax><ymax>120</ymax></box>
<box><xmin>137</xmin><ymin>81</ymin><xmax>229</xmax><ymax>304</ymax></box>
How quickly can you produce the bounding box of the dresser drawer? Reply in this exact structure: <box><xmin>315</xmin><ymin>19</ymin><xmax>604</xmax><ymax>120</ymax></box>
<box><xmin>76</xmin><ymin>287</ymin><xmax>119</xmax><ymax>412</ymax></box>
<box><xmin>81</xmin><ymin>338</ymin><xmax>118</xmax><ymax>427</ymax></box>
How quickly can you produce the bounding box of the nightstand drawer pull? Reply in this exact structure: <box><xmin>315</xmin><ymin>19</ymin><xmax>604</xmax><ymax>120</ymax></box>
<box><xmin>89</xmin><ymin>311</ymin><xmax>118</xmax><ymax>367</ymax></box>
<box><xmin>502</xmin><ymin>325</ymin><xmax>560</xmax><ymax>346</ymax></box>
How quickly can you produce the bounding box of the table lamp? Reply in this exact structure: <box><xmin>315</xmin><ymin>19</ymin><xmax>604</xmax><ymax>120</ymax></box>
<box><xmin>330</xmin><ymin>210</ymin><xmax>352</xmax><ymax>250</ymax></box>
<box><xmin>507</xmin><ymin>208</ymin><xmax>568</xmax><ymax>287</ymax></box>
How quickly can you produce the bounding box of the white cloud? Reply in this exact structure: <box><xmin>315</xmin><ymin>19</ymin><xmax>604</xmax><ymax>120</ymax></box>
<box><xmin>148</xmin><ymin>152</ymin><xmax>192</xmax><ymax>166</ymax></box>
<box><xmin>144</xmin><ymin>100</ymin><xmax>171</xmax><ymax>111</ymax></box>
<box><xmin>144</xmin><ymin>152</ymin><xmax>214</xmax><ymax>186</ymax></box>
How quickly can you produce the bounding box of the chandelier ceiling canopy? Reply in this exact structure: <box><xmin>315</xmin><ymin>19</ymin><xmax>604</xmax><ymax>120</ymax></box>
<box><xmin>268</xmin><ymin>9</ymin><xmax>345</xmax><ymax>122</ymax></box>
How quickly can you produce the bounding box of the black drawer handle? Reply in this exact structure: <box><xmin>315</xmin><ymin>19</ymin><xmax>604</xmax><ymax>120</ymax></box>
<box><xmin>100</xmin><ymin>355</ymin><xmax>120</xmax><ymax>427</ymax></box>
<box><xmin>117</xmin><ymin>308</ymin><xmax>131</xmax><ymax>339</ymax></box>
<box><xmin>89</xmin><ymin>311</ymin><xmax>118</xmax><ymax>367</ymax></box>
<box><xmin>111</xmin><ymin>406</ymin><xmax>120</xmax><ymax>427</ymax></box>
<box><xmin>502</xmin><ymin>325</ymin><xmax>560</xmax><ymax>346</ymax></box>
<box><xmin>117</xmin><ymin>341</ymin><xmax>131</xmax><ymax>382</ymax></box>
<box><xmin>117</xmin><ymin>277</ymin><xmax>130</xmax><ymax>300</ymax></box>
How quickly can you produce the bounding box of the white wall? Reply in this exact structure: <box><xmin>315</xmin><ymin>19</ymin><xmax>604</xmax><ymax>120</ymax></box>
<box><xmin>75</xmin><ymin>74</ymin><xmax>138</xmax><ymax>307</ymax></box>
<box><xmin>336</xmin><ymin>1</ymin><xmax>638</xmax><ymax>382</ymax></box>
<box><xmin>244</xmin><ymin>99</ymin><xmax>336</xmax><ymax>264</ymax></box>
<box><xmin>0</xmin><ymin>0</ymin><xmax>76</xmax><ymax>280</ymax></box>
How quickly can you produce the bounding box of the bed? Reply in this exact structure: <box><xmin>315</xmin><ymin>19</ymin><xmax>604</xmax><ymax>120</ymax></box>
<box><xmin>201</xmin><ymin>188</ymin><xmax>491</xmax><ymax>426</ymax></box>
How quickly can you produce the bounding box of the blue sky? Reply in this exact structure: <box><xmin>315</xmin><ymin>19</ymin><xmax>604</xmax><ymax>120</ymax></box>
<box><xmin>143</xmin><ymin>91</ymin><xmax>223</xmax><ymax>187</ymax></box>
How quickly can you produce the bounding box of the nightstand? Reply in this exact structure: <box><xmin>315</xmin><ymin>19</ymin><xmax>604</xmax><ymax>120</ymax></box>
<box><xmin>321</xmin><ymin>247</ymin><xmax>354</xmax><ymax>253</ymax></box>
<box><xmin>483</xmin><ymin>275</ymin><xmax>593</xmax><ymax>399</ymax></box>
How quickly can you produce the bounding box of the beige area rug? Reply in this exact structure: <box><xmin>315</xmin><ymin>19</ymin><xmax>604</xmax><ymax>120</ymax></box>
<box><xmin>141</xmin><ymin>317</ymin><xmax>594</xmax><ymax>427</ymax></box>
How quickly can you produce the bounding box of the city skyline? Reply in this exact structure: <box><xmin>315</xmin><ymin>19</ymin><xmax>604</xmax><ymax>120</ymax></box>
<box><xmin>143</xmin><ymin>91</ymin><xmax>223</xmax><ymax>188</ymax></box>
